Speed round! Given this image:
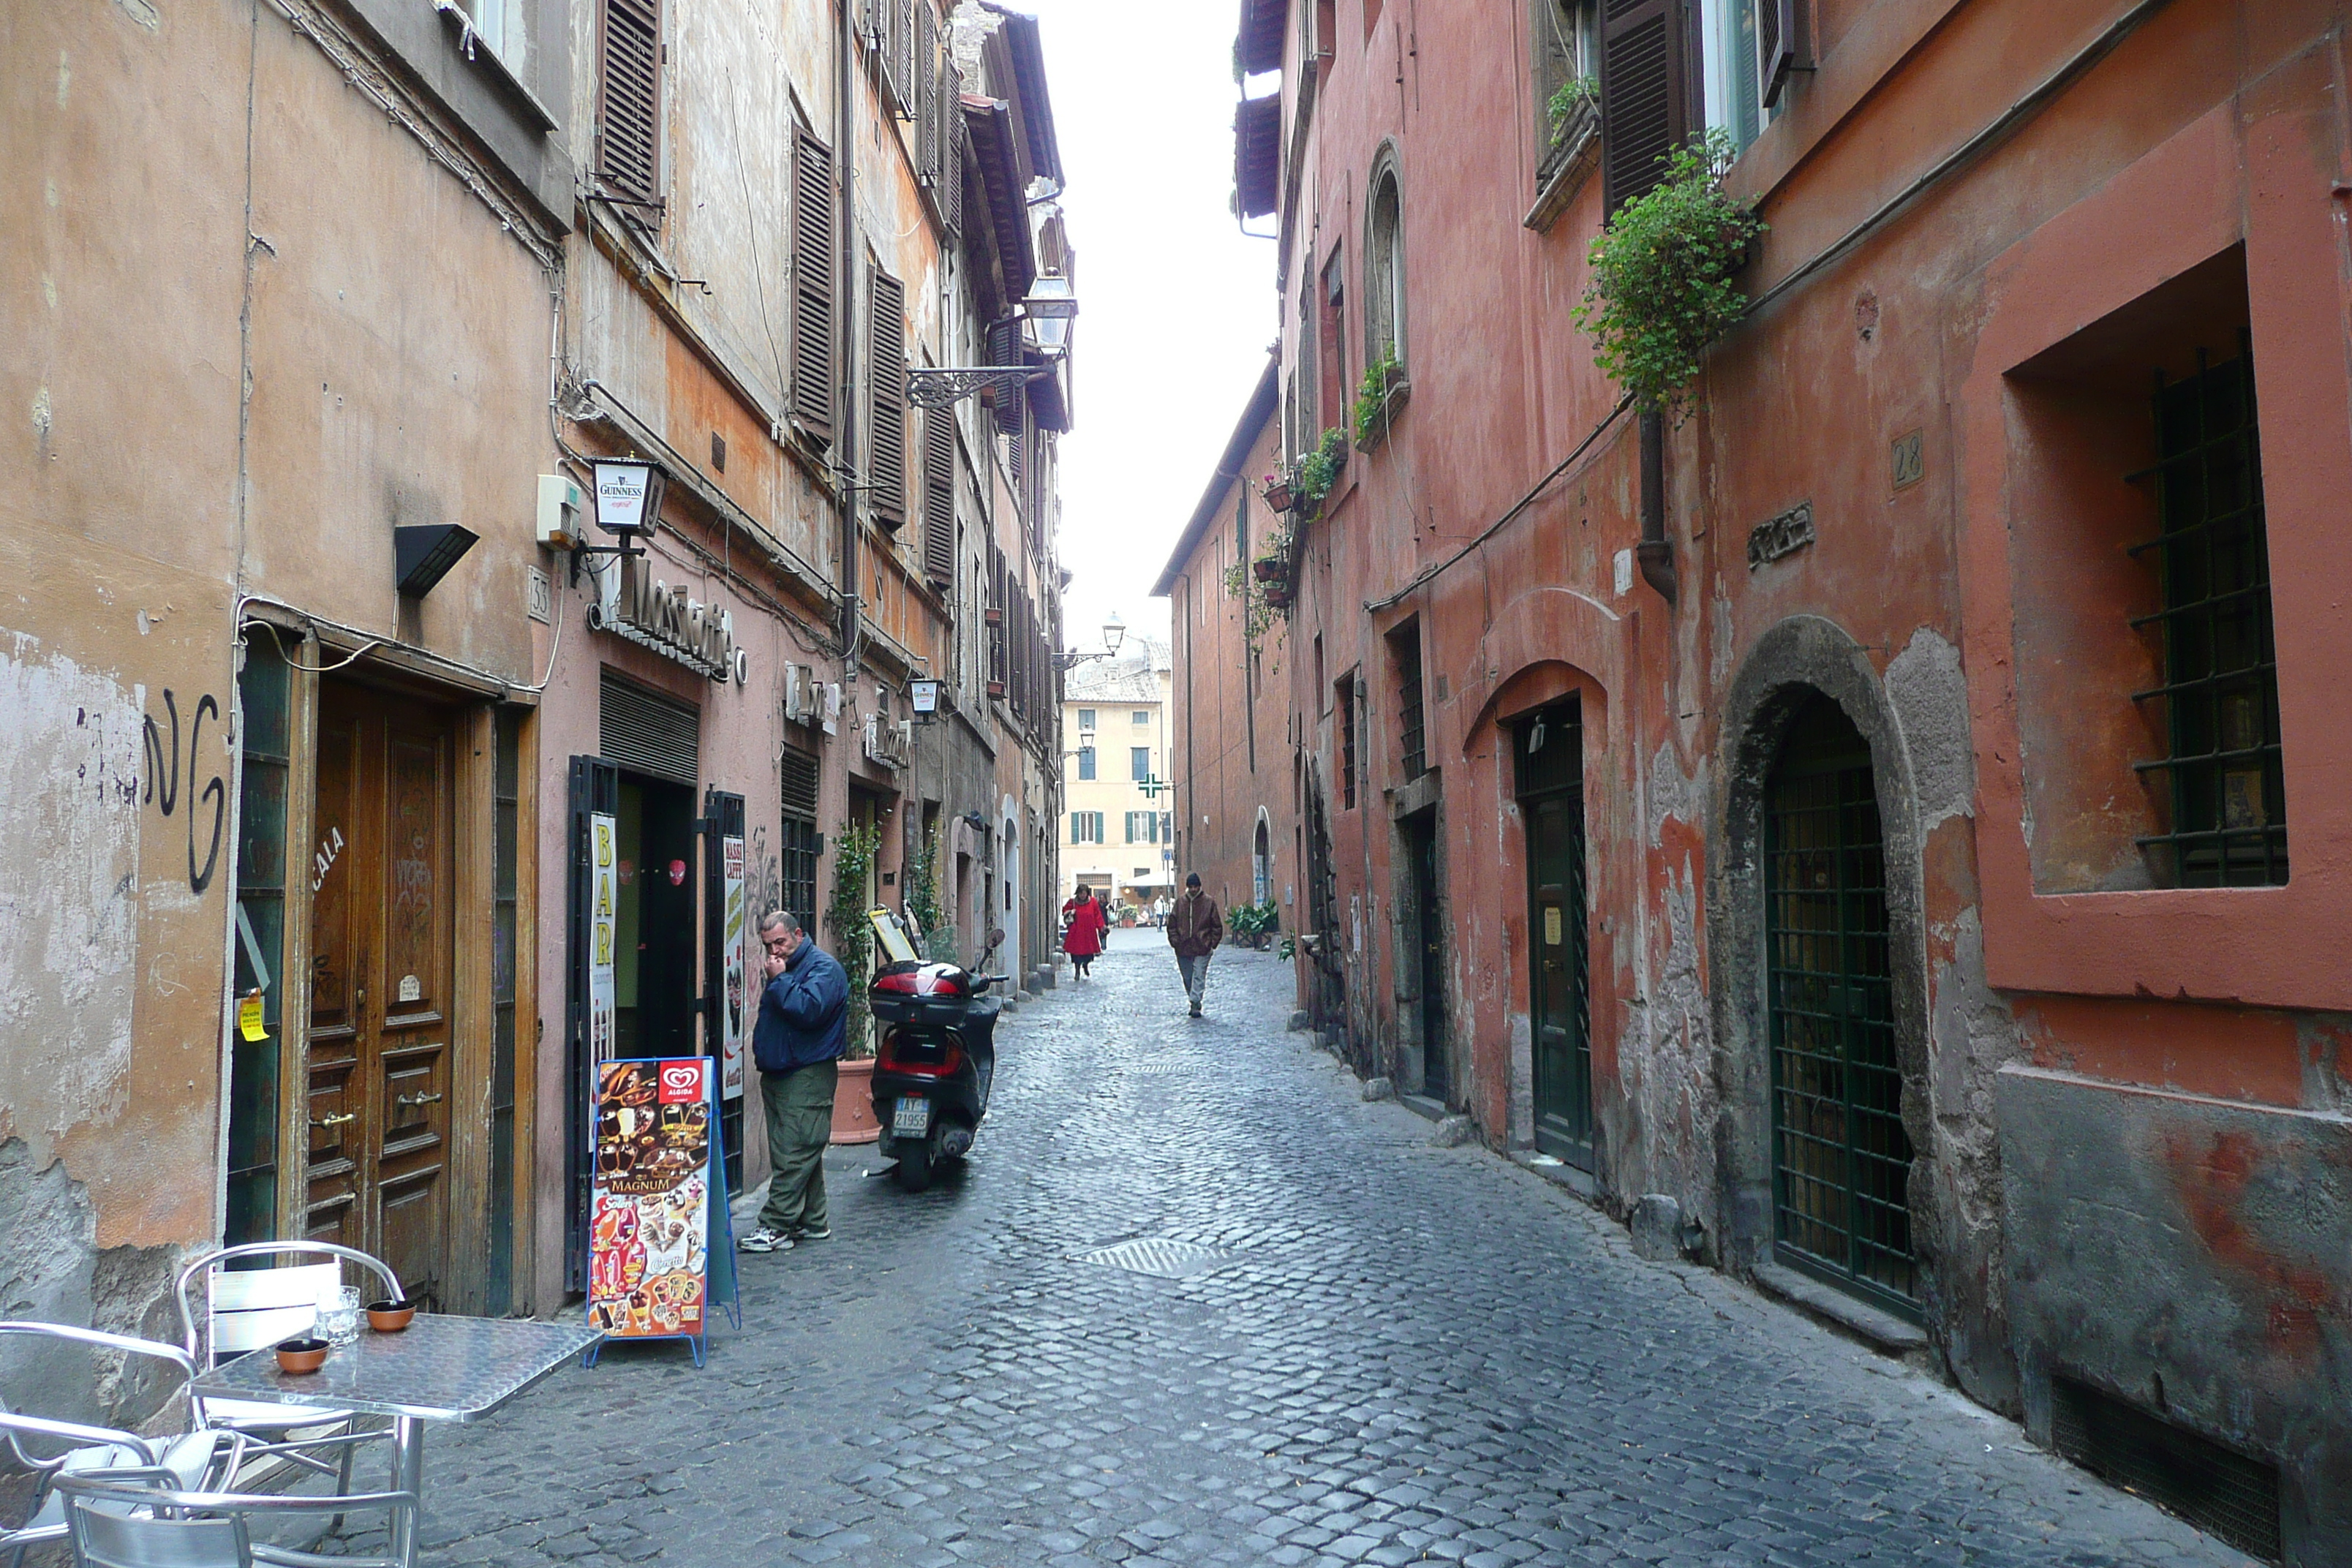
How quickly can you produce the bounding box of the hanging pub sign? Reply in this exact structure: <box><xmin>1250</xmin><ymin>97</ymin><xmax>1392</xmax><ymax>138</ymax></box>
<box><xmin>588</xmin><ymin>551</ymin><xmax>750</xmax><ymax>685</ymax></box>
<box><xmin>590</xmin><ymin>459</ymin><xmax>662</xmax><ymax>535</ymax></box>
<box><xmin>584</xmin><ymin>1058</ymin><xmax>740</xmax><ymax>1367</ymax></box>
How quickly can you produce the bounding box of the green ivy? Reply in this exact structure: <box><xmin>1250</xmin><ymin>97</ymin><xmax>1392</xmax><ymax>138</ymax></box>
<box><xmin>905</xmin><ymin>825</ymin><xmax>951</xmax><ymax>964</ymax></box>
<box><xmin>1572</xmin><ymin>129</ymin><xmax>1765</xmax><ymax>421</ymax></box>
<box><xmin>826</xmin><ymin>820</ymin><xmax>883</xmax><ymax>1058</ymax></box>
<box><xmin>1354</xmin><ymin>356</ymin><xmax>1403</xmax><ymax>444</ymax></box>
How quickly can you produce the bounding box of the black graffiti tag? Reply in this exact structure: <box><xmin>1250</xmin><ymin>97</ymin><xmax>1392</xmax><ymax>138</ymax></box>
<box><xmin>143</xmin><ymin>690</ymin><xmax>226</xmax><ymax>894</ymax></box>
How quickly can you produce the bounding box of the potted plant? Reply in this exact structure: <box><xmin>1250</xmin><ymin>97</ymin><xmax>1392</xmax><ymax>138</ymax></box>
<box><xmin>1294</xmin><ymin>428</ymin><xmax>1348</xmax><ymax>510</ymax></box>
<box><xmin>825</xmin><ymin>821</ymin><xmax>883</xmax><ymax>1144</ymax></box>
<box><xmin>1572</xmin><ymin>129</ymin><xmax>1766</xmax><ymax>421</ymax></box>
<box><xmin>1259</xmin><ymin>470</ymin><xmax>1295</xmax><ymax>513</ymax></box>
<box><xmin>1354</xmin><ymin>358</ymin><xmax>1408</xmax><ymax>451</ymax></box>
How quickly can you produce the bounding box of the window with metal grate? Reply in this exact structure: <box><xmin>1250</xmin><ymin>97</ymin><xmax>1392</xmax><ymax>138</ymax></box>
<box><xmin>2130</xmin><ymin>339</ymin><xmax>2285</xmax><ymax>887</ymax></box>
<box><xmin>2051</xmin><ymin>1377</ymin><xmax>2281</xmax><ymax>1563</ymax></box>
<box><xmin>1392</xmin><ymin>622</ymin><xmax>1425</xmax><ymax>782</ymax></box>
<box><xmin>600</xmin><ymin>669</ymin><xmax>699</xmax><ymax>786</ymax></box>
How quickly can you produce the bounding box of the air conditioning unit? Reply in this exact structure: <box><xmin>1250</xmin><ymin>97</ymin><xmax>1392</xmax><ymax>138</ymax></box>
<box><xmin>896</xmin><ymin>719</ymin><xmax>914</xmax><ymax>753</ymax></box>
<box><xmin>822</xmin><ymin>682</ymin><xmax>842</xmax><ymax>736</ymax></box>
<box><xmin>783</xmin><ymin>663</ymin><xmax>810</xmax><ymax>723</ymax></box>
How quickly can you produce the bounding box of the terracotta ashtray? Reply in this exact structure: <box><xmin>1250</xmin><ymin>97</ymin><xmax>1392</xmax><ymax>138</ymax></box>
<box><xmin>366</xmin><ymin>1299</ymin><xmax>417</xmax><ymax>1333</ymax></box>
<box><xmin>274</xmin><ymin>1337</ymin><xmax>330</xmax><ymax>1374</ymax></box>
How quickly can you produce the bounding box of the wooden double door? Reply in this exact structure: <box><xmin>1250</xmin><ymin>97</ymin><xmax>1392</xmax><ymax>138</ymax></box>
<box><xmin>305</xmin><ymin>682</ymin><xmax>457</xmax><ymax>1305</ymax></box>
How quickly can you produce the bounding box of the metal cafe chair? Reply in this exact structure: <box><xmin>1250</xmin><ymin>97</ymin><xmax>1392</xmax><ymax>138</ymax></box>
<box><xmin>64</xmin><ymin>1487</ymin><xmax>253</xmax><ymax>1568</ymax></box>
<box><xmin>0</xmin><ymin>1322</ymin><xmax>246</xmax><ymax>1568</ymax></box>
<box><xmin>173</xmin><ymin>1245</ymin><xmax>405</xmax><ymax>1493</ymax></box>
<box><xmin>54</xmin><ymin>1473</ymin><xmax>420</xmax><ymax>1568</ymax></box>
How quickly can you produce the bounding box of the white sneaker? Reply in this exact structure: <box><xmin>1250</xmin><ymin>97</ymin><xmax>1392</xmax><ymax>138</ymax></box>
<box><xmin>738</xmin><ymin>1227</ymin><xmax>793</xmax><ymax>1253</ymax></box>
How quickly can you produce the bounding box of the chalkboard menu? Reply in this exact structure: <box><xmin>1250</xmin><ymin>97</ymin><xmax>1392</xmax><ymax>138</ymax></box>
<box><xmin>585</xmin><ymin>1058</ymin><xmax>738</xmax><ymax>1365</ymax></box>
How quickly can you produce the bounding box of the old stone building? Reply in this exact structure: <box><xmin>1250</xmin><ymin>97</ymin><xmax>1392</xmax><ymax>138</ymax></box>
<box><xmin>0</xmin><ymin>0</ymin><xmax>1071</xmax><ymax>1422</ymax></box>
<box><xmin>1058</xmin><ymin>640</ymin><xmax>1175</xmax><ymax>917</ymax></box>
<box><xmin>1194</xmin><ymin>0</ymin><xmax>2352</xmax><ymax>1558</ymax></box>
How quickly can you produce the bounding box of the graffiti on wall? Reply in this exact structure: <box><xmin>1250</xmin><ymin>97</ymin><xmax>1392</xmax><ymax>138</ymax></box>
<box><xmin>140</xmin><ymin>690</ymin><xmax>225</xmax><ymax>895</ymax></box>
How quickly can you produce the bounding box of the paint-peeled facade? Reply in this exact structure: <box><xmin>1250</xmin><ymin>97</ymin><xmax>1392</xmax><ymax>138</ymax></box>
<box><xmin>1196</xmin><ymin>0</ymin><xmax>2352</xmax><ymax>1557</ymax></box>
<box><xmin>0</xmin><ymin>0</ymin><xmax>1070</xmax><ymax>1425</ymax></box>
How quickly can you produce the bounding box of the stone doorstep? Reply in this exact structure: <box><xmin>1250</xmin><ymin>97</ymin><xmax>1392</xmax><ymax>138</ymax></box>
<box><xmin>1749</xmin><ymin>1260</ymin><xmax>1931</xmax><ymax>1362</ymax></box>
<box><xmin>1508</xmin><ymin>1148</ymin><xmax>1599</xmax><ymax>1201</ymax></box>
<box><xmin>1396</xmin><ymin>1093</ymin><xmax>1445</xmax><ymax>1123</ymax></box>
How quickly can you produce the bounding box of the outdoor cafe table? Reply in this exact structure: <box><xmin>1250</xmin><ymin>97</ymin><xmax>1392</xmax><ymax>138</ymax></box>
<box><xmin>189</xmin><ymin>1313</ymin><xmax>602</xmax><ymax>1565</ymax></box>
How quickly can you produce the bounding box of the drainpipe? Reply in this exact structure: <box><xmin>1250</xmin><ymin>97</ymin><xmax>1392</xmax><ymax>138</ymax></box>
<box><xmin>1635</xmin><ymin>407</ymin><xmax>1676</xmax><ymax>603</ymax></box>
<box><xmin>837</xmin><ymin>0</ymin><xmax>861</xmax><ymax>665</ymax></box>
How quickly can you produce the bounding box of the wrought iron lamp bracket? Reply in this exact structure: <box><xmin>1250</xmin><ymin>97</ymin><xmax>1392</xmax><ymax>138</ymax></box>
<box><xmin>905</xmin><ymin>365</ymin><xmax>1051</xmax><ymax>410</ymax></box>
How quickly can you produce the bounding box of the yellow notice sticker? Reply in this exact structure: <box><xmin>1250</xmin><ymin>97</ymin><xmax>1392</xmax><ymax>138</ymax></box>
<box><xmin>1544</xmin><ymin>907</ymin><xmax>1563</xmax><ymax>946</ymax></box>
<box><xmin>237</xmin><ymin>991</ymin><xmax>268</xmax><ymax>1043</ymax></box>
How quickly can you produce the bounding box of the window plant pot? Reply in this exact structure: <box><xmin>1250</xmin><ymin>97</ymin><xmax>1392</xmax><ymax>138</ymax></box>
<box><xmin>1262</xmin><ymin>479</ymin><xmax>1296</xmax><ymax>512</ymax></box>
<box><xmin>830</xmin><ymin>1057</ymin><xmax>880</xmax><ymax>1145</ymax></box>
<box><xmin>987</xmin><ymin>679</ymin><xmax>1006</xmax><ymax>698</ymax></box>
<box><xmin>1252</xmin><ymin>557</ymin><xmax>1285</xmax><ymax>583</ymax></box>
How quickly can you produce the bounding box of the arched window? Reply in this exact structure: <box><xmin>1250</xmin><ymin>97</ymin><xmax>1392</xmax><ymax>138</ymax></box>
<box><xmin>1364</xmin><ymin>164</ymin><xmax>1406</xmax><ymax>372</ymax></box>
<box><xmin>1253</xmin><ymin>818</ymin><xmax>1273</xmax><ymax>907</ymax></box>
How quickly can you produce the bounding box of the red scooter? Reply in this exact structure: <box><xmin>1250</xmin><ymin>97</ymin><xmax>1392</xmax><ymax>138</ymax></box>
<box><xmin>864</xmin><ymin>912</ymin><xmax>1006</xmax><ymax>1191</ymax></box>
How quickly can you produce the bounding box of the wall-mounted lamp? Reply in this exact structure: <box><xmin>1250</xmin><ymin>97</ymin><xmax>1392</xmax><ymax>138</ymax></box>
<box><xmin>1052</xmin><ymin>611</ymin><xmax>1126</xmax><ymax>671</ymax></box>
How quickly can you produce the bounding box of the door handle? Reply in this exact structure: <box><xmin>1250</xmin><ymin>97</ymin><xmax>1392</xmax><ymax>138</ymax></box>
<box><xmin>310</xmin><ymin>1112</ymin><xmax>357</xmax><ymax>1129</ymax></box>
<box><xmin>394</xmin><ymin>1091</ymin><xmax>445</xmax><ymax>1108</ymax></box>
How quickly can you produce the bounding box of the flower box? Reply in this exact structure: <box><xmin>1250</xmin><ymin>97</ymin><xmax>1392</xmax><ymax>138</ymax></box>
<box><xmin>987</xmin><ymin>679</ymin><xmax>1006</xmax><ymax>698</ymax></box>
<box><xmin>1252</xmin><ymin>557</ymin><xmax>1286</xmax><ymax>583</ymax></box>
<box><xmin>1261</xmin><ymin>478</ymin><xmax>1296</xmax><ymax>512</ymax></box>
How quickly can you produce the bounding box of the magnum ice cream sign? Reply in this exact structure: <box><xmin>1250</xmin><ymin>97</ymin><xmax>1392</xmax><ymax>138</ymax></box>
<box><xmin>589</xmin><ymin>551</ymin><xmax>749</xmax><ymax>684</ymax></box>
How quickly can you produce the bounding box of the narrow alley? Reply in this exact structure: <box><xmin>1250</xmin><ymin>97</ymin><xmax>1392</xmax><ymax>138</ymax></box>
<box><xmin>396</xmin><ymin>932</ymin><xmax>2250</xmax><ymax>1568</ymax></box>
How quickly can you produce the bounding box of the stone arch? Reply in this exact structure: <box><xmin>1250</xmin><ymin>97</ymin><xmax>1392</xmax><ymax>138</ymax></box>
<box><xmin>1708</xmin><ymin>616</ymin><xmax>1938</xmax><ymax>1318</ymax></box>
<box><xmin>1363</xmin><ymin>141</ymin><xmax>1409</xmax><ymax>371</ymax></box>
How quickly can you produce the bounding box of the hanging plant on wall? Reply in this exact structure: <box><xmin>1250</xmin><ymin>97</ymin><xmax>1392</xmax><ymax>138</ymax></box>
<box><xmin>1352</xmin><ymin>358</ymin><xmax>1406</xmax><ymax>448</ymax></box>
<box><xmin>1572</xmin><ymin>129</ymin><xmax>1765</xmax><ymax>421</ymax></box>
<box><xmin>826</xmin><ymin>820</ymin><xmax>883</xmax><ymax>1058</ymax></box>
<box><xmin>1294</xmin><ymin>427</ymin><xmax>1349</xmax><ymax>509</ymax></box>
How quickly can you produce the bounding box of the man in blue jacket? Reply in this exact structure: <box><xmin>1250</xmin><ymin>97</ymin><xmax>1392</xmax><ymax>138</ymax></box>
<box><xmin>739</xmin><ymin>910</ymin><xmax>848</xmax><ymax>1254</ymax></box>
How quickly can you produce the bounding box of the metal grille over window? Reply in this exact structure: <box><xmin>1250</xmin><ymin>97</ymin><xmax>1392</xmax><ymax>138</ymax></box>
<box><xmin>791</xmin><ymin>130</ymin><xmax>837</xmax><ymax>441</ymax></box>
<box><xmin>1338</xmin><ymin>682</ymin><xmax>1359</xmax><ymax>810</ymax></box>
<box><xmin>1764</xmin><ymin>696</ymin><xmax>1917</xmax><ymax>1318</ymax></box>
<box><xmin>2130</xmin><ymin>339</ymin><xmax>2286</xmax><ymax>887</ymax></box>
<box><xmin>600</xmin><ymin>668</ymin><xmax>701</xmax><ymax>786</ymax></box>
<box><xmin>2050</xmin><ymin>1376</ymin><xmax>2283</xmax><ymax>1562</ymax></box>
<box><xmin>780</xmin><ymin>743</ymin><xmax>821</xmax><ymax>937</ymax></box>
<box><xmin>1395</xmin><ymin>627</ymin><xmax>1426</xmax><ymax>781</ymax></box>
<box><xmin>596</xmin><ymin>0</ymin><xmax>662</xmax><ymax>206</ymax></box>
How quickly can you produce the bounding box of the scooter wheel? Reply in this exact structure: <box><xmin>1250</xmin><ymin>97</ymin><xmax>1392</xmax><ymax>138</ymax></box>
<box><xmin>894</xmin><ymin>1142</ymin><xmax>933</xmax><ymax>1192</ymax></box>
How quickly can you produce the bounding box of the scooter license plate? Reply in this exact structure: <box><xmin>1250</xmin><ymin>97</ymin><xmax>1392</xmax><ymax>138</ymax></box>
<box><xmin>892</xmin><ymin>1096</ymin><xmax>931</xmax><ymax>1137</ymax></box>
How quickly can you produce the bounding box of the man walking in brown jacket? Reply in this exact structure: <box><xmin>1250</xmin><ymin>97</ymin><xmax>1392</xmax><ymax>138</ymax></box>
<box><xmin>1166</xmin><ymin>872</ymin><xmax>1224</xmax><ymax>1017</ymax></box>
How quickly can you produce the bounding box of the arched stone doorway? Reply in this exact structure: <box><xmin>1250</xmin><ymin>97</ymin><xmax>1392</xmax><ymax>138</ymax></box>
<box><xmin>1252</xmin><ymin>814</ymin><xmax>1273</xmax><ymax>907</ymax></box>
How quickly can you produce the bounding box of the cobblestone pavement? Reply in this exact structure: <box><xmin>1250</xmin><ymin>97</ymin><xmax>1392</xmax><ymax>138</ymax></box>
<box><xmin>393</xmin><ymin>932</ymin><xmax>2250</xmax><ymax>1567</ymax></box>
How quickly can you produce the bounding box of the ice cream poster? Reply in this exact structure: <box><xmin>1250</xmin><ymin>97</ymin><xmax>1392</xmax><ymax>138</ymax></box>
<box><xmin>587</xmin><ymin>1058</ymin><xmax>736</xmax><ymax>1357</ymax></box>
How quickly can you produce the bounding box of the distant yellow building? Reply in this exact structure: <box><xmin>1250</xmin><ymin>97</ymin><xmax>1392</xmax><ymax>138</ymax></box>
<box><xmin>1061</xmin><ymin>642</ymin><xmax>1175</xmax><ymax>916</ymax></box>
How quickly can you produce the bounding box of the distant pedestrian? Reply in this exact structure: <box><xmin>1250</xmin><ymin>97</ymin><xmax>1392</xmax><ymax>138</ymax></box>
<box><xmin>1065</xmin><ymin>887</ymin><xmax>1107</xmax><ymax>979</ymax></box>
<box><xmin>1166</xmin><ymin>873</ymin><xmax>1224</xmax><ymax>1018</ymax></box>
<box><xmin>740</xmin><ymin>910</ymin><xmax>848</xmax><ymax>1254</ymax></box>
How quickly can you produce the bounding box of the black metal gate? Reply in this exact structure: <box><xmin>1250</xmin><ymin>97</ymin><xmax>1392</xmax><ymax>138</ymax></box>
<box><xmin>1763</xmin><ymin>694</ymin><xmax>1918</xmax><ymax>1315</ymax></box>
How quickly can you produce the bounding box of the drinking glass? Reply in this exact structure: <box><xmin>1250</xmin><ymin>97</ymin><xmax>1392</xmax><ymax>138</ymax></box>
<box><xmin>316</xmin><ymin>1284</ymin><xmax>361</xmax><ymax>1346</ymax></box>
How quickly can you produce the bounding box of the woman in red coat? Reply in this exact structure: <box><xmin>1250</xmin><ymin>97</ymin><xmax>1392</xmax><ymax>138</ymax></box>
<box><xmin>1063</xmin><ymin>889</ymin><xmax>1107</xmax><ymax>979</ymax></box>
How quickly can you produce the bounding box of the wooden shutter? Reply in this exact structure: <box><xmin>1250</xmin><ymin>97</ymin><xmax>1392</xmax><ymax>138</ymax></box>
<box><xmin>791</xmin><ymin>129</ymin><xmax>837</xmax><ymax>441</ymax></box>
<box><xmin>921</xmin><ymin>410</ymin><xmax>956</xmax><ymax>589</ymax></box>
<box><xmin>894</xmin><ymin>0</ymin><xmax>917</xmax><ymax>116</ymax></box>
<box><xmin>596</xmin><ymin>0</ymin><xmax>661</xmax><ymax>205</ymax></box>
<box><xmin>1762</xmin><ymin>0</ymin><xmax>1799</xmax><ymax>108</ymax></box>
<box><xmin>941</xmin><ymin>64</ymin><xmax>965</xmax><ymax>233</ymax></box>
<box><xmin>916</xmin><ymin>3</ymin><xmax>940</xmax><ymax>187</ymax></box>
<box><xmin>1599</xmin><ymin>0</ymin><xmax>1688</xmax><ymax>214</ymax></box>
<box><xmin>869</xmin><ymin>270</ymin><xmax>908</xmax><ymax>530</ymax></box>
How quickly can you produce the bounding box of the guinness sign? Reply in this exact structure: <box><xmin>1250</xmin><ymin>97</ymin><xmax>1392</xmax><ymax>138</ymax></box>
<box><xmin>589</xmin><ymin>553</ymin><xmax>748</xmax><ymax>685</ymax></box>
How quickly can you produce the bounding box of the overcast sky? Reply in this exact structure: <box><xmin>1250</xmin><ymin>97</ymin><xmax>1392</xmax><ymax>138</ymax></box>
<box><xmin>1022</xmin><ymin>3</ymin><xmax>1277</xmax><ymax>657</ymax></box>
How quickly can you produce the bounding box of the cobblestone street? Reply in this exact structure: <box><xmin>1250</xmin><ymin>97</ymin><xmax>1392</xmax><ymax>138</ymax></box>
<box><xmin>409</xmin><ymin>932</ymin><xmax>2252</xmax><ymax>1567</ymax></box>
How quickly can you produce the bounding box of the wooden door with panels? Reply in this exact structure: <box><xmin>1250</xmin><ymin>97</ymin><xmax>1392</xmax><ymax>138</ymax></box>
<box><xmin>306</xmin><ymin>680</ymin><xmax>457</xmax><ymax>1305</ymax></box>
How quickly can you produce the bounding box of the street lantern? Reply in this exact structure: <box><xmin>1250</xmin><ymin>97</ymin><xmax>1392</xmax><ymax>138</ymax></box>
<box><xmin>1022</xmin><ymin>276</ymin><xmax>1079</xmax><ymax>359</ymax></box>
<box><xmin>1101</xmin><ymin>611</ymin><xmax>1125</xmax><ymax>656</ymax></box>
<box><xmin>590</xmin><ymin>459</ymin><xmax>665</xmax><ymax>538</ymax></box>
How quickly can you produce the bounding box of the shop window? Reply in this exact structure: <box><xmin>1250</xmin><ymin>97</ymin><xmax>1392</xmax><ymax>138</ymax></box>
<box><xmin>226</xmin><ymin>631</ymin><xmax>292</xmax><ymax>1247</ymax></box>
<box><xmin>486</xmin><ymin>709</ymin><xmax>522</xmax><ymax>1314</ymax></box>
<box><xmin>2002</xmin><ymin>245</ymin><xmax>2282</xmax><ymax>892</ymax></box>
